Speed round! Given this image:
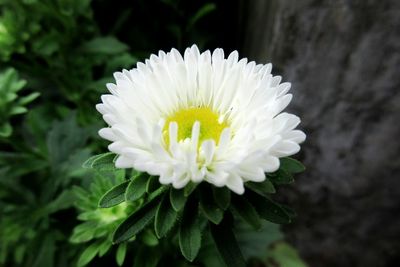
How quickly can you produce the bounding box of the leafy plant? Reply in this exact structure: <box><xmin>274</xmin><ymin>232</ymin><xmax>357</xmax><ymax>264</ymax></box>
<box><xmin>71</xmin><ymin>169</ymin><xmax>136</xmax><ymax>267</ymax></box>
<box><xmin>84</xmin><ymin>153</ymin><xmax>306</xmax><ymax>266</ymax></box>
<box><xmin>0</xmin><ymin>68</ymin><xmax>39</xmax><ymax>137</ymax></box>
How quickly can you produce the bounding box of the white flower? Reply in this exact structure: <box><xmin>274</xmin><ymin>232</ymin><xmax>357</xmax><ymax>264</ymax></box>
<box><xmin>96</xmin><ymin>45</ymin><xmax>305</xmax><ymax>194</ymax></box>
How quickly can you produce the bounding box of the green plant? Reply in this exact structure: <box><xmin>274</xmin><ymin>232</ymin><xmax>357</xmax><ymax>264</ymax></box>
<box><xmin>0</xmin><ymin>68</ymin><xmax>39</xmax><ymax>137</ymax></box>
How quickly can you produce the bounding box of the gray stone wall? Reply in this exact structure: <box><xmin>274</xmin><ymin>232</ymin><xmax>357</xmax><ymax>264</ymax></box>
<box><xmin>242</xmin><ymin>1</ymin><xmax>400</xmax><ymax>266</ymax></box>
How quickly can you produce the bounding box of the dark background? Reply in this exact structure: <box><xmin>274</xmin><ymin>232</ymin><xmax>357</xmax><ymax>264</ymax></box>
<box><xmin>240</xmin><ymin>1</ymin><xmax>400</xmax><ymax>267</ymax></box>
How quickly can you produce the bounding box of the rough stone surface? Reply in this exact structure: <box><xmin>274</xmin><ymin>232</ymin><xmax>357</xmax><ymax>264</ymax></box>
<box><xmin>242</xmin><ymin>1</ymin><xmax>400</xmax><ymax>266</ymax></box>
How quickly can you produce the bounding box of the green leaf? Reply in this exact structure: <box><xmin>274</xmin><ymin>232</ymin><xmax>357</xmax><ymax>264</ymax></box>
<box><xmin>170</xmin><ymin>188</ymin><xmax>186</xmax><ymax>212</ymax></box>
<box><xmin>113</xmin><ymin>197</ymin><xmax>160</xmax><ymax>243</ymax></box>
<box><xmin>266</xmin><ymin>242</ymin><xmax>308</xmax><ymax>267</ymax></box>
<box><xmin>98</xmin><ymin>241</ymin><xmax>112</xmax><ymax>257</ymax></box>
<box><xmin>82</xmin><ymin>152</ymin><xmax>116</xmax><ymax>171</ymax></box>
<box><xmin>18</xmin><ymin>92</ymin><xmax>40</xmax><ymax>105</ymax></box>
<box><xmin>236</xmin><ymin>220</ymin><xmax>283</xmax><ymax>260</ymax></box>
<box><xmin>81</xmin><ymin>36</ymin><xmax>129</xmax><ymax>55</ymax></box>
<box><xmin>141</xmin><ymin>229</ymin><xmax>159</xmax><ymax>246</ymax></box>
<box><xmin>231</xmin><ymin>196</ymin><xmax>261</xmax><ymax>230</ymax></box>
<box><xmin>187</xmin><ymin>3</ymin><xmax>217</xmax><ymax>30</ymax></box>
<box><xmin>125</xmin><ymin>173</ymin><xmax>148</xmax><ymax>202</ymax></box>
<box><xmin>280</xmin><ymin>157</ymin><xmax>305</xmax><ymax>174</ymax></box>
<box><xmin>154</xmin><ymin>194</ymin><xmax>178</xmax><ymax>238</ymax></box>
<box><xmin>147</xmin><ymin>185</ymin><xmax>168</xmax><ymax>202</ymax></box>
<box><xmin>245</xmin><ymin>179</ymin><xmax>276</xmax><ymax>197</ymax></box>
<box><xmin>32</xmin><ymin>32</ymin><xmax>59</xmax><ymax>56</ymax></box>
<box><xmin>200</xmin><ymin>187</ymin><xmax>224</xmax><ymax>224</ymax></box>
<box><xmin>146</xmin><ymin>176</ymin><xmax>159</xmax><ymax>193</ymax></box>
<box><xmin>0</xmin><ymin>122</ymin><xmax>12</xmax><ymax>137</ymax></box>
<box><xmin>133</xmin><ymin>247</ymin><xmax>161</xmax><ymax>267</ymax></box>
<box><xmin>116</xmin><ymin>243</ymin><xmax>127</xmax><ymax>266</ymax></box>
<box><xmin>77</xmin><ymin>242</ymin><xmax>100</xmax><ymax>267</ymax></box>
<box><xmin>179</xmin><ymin>201</ymin><xmax>201</xmax><ymax>262</ymax></box>
<box><xmin>98</xmin><ymin>181</ymin><xmax>129</xmax><ymax>208</ymax></box>
<box><xmin>46</xmin><ymin>189</ymin><xmax>75</xmax><ymax>213</ymax></box>
<box><xmin>9</xmin><ymin>106</ymin><xmax>28</xmax><ymax>115</ymax></box>
<box><xmin>210</xmin><ymin>217</ymin><xmax>246</xmax><ymax>267</ymax></box>
<box><xmin>247</xmin><ymin>193</ymin><xmax>291</xmax><ymax>224</ymax></box>
<box><xmin>184</xmin><ymin>182</ymin><xmax>198</xmax><ymax>197</ymax></box>
<box><xmin>268</xmin><ymin>169</ymin><xmax>294</xmax><ymax>185</ymax></box>
<box><xmin>212</xmin><ymin>187</ymin><xmax>231</xmax><ymax>210</ymax></box>
<box><xmin>32</xmin><ymin>235</ymin><xmax>55</xmax><ymax>267</ymax></box>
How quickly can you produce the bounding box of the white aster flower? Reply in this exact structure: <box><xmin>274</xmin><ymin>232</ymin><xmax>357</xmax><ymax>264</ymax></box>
<box><xmin>96</xmin><ymin>45</ymin><xmax>305</xmax><ymax>194</ymax></box>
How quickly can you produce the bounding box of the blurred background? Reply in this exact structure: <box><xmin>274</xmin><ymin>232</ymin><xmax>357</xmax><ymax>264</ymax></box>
<box><xmin>0</xmin><ymin>0</ymin><xmax>399</xmax><ymax>267</ymax></box>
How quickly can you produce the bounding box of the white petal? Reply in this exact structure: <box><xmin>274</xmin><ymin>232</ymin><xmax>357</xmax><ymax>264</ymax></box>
<box><xmin>225</xmin><ymin>173</ymin><xmax>245</xmax><ymax>194</ymax></box>
<box><xmin>115</xmin><ymin>156</ymin><xmax>135</xmax><ymax>168</ymax></box>
<box><xmin>99</xmin><ymin>128</ymin><xmax>116</xmax><ymax>141</ymax></box>
<box><xmin>201</xmin><ymin>140</ymin><xmax>216</xmax><ymax>165</ymax></box>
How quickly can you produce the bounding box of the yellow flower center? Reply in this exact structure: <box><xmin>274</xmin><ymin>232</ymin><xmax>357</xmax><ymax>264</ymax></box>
<box><xmin>164</xmin><ymin>106</ymin><xmax>229</xmax><ymax>146</ymax></box>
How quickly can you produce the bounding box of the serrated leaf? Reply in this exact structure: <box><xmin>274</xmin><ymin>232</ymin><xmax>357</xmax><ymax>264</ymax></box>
<box><xmin>210</xmin><ymin>218</ymin><xmax>246</xmax><ymax>267</ymax></box>
<box><xmin>98</xmin><ymin>181</ymin><xmax>129</xmax><ymax>208</ymax></box>
<box><xmin>245</xmin><ymin>178</ymin><xmax>276</xmax><ymax>197</ymax></box>
<box><xmin>268</xmin><ymin>169</ymin><xmax>294</xmax><ymax>185</ymax></box>
<box><xmin>247</xmin><ymin>192</ymin><xmax>291</xmax><ymax>224</ymax></box>
<box><xmin>170</xmin><ymin>188</ymin><xmax>186</xmax><ymax>212</ymax></box>
<box><xmin>179</xmin><ymin>201</ymin><xmax>201</xmax><ymax>262</ymax></box>
<box><xmin>155</xmin><ymin>194</ymin><xmax>178</xmax><ymax>238</ymax></box>
<box><xmin>113</xmin><ymin>197</ymin><xmax>160</xmax><ymax>244</ymax></box>
<box><xmin>77</xmin><ymin>242</ymin><xmax>100</xmax><ymax>267</ymax></box>
<box><xmin>125</xmin><ymin>173</ymin><xmax>148</xmax><ymax>202</ymax></box>
<box><xmin>280</xmin><ymin>157</ymin><xmax>305</xmax><ymax>174</ymax></box>
<box><xmin>82</xmin><ymin>152</ymin><xmax>116</xmax><ymax>171</ymax></box>
<box><xmin>200</xmin><ymin>187</ymin><xmax>223</xmax><ymax>224</ymax></box>
<box><xmin>116</xmin><ymin>243</ymin><xmax>127</xmax><ymax>266</ymax></box>
<box><xmin>212</xmin><ymin>187</ymin><xmax>231</xmax><ymax>210</ymax></box>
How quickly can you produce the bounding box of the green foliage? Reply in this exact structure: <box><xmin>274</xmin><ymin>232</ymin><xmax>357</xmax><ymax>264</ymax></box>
<box><xmin>170</xmin><ymin>188</ymin><xmax>187</xmax><ymax>211</ymax></box>
<box><xmin>70</xmin><ymin>170</ymin><xmax>136</xmax><ymax>266</ymax></box>
<box><xmin>0</xmin><ymin>112</ymin><xmax>90</xmax><ymax>266</ymax></box>
<box><xmin>179</xmin><ymin>201</ymin><xmax>202</xmax><ymax>262</ymax></box>
<box><xmin>113</xmin><ymin>196</ymin><xmax>160</xmax><ymax>244</ymax></box>
<box><xmin>154</xmin><ymin>194</ymin><xmax>178</xmax><ymax>238</ymax></box>
<box><xmin>212</xmin><ymin>187</ymin><xmax>231</xmax><ymax>210</ymax></box>
<box><xmin>265</xmin><ymin>242</ymin><xmax>308</xmax><ymax>267</ymax></box>
<box><xmin>86</xmin><ymin>151</ymin><xmax>306</xmax><ymax>265</ymax></box>
<box><xmin>210</xmin><ymin>217</ymin><xmax>246</xmax><ymax>267</ymax></box>
<box><xmin>98</xmin><ymin>181</ymin><xmax>130</xmax><ymax>208</ymax></box>
<box><xmin>125</xmin><ymin>173</ymin><xmax>148</xmax><ymax>202</ymax></box>
<box><xmin>0</xmin><ymin>68</ymin><xmax>39</xmax><ymax>137</ymax></box>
